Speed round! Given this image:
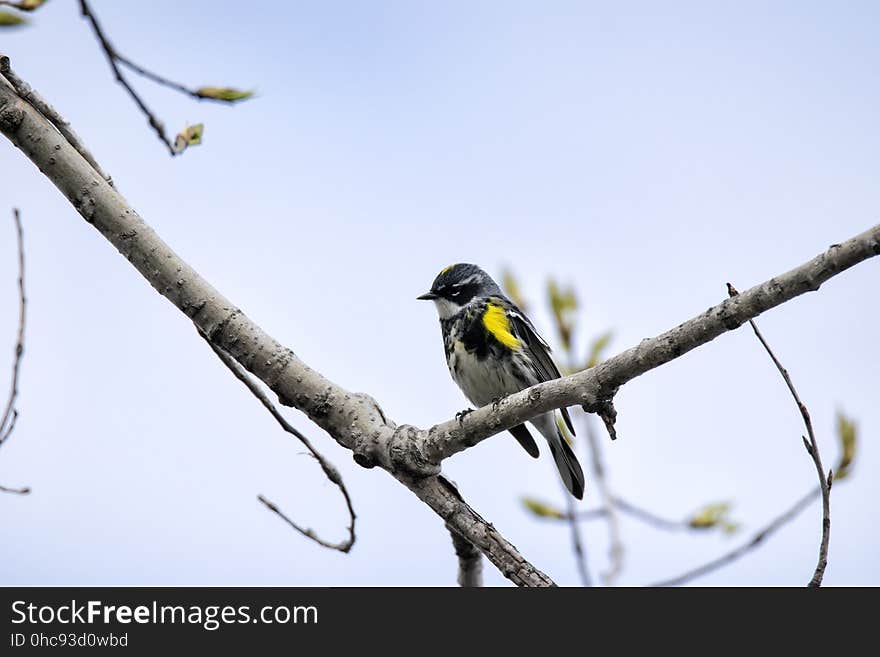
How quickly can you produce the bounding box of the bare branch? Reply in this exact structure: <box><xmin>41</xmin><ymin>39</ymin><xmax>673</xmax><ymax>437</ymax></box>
<box><xmin>1</xmin><ymin>209</ymin><xmax>26</xmax><ymax>445</ymax></box>
<box><xmin>548</xmin><ymin>496</ymin><xmax>726</xmax><ymax>532</ymax></box>
<box><xmin>448</xmin><ymin>525</ymin><xmax>483</xmax><ymax>587</ymax></box>
<box><xmin>611</xmin><ymin>497</ymin><xmax>704</xmax><ymax>532</ymax></box>
<box><xmin>0</xmin><ymin>56</ymin><xmax>113</xmax><ymax>185</ymax></box>
<box><xmin>2</xmin><ymin>59</ymin><xmax>873</xmax><ymax>585</ymax></box>
<box><xmin>421</xmin><ymin>230</ymin><xmax>880</xmax><ymax>464</ymax></box>
<box><xmin>562</xmin><ymin>479</ymin><xmax>592</xmax><ymax>586</ymax></box>
<box><xmin>582</xmin><ymin>415</ymin><xmax>623</xmax><ymax>584</ymax></box>
<box><xmin>113</xmin><ymin>54</ymin><xmax>247</xmax><ymax>104</ymax></box>
<box><xmin>77</xmin><ymin>1</ymin><xmax>250</xmax><ymax>156</ymax></box>
<box><xmin>0</xmin><ymin>62</ymin><xmax>553</xmax><ymax>584</ymax></box>
<box><xmin>651</xmin><ymin>487</ymin><xmax>819</xmax><ymax>586</ymax></box>
<box><xmin>203</xmin><ymin>333</ymin><xmax>356</xmax><ymax>553</ymax></box>
<box><xmin>727</xmin><ymin>283</ymin><xmax>831</xmax><ymax>587</ymax></box>
<box><xmin>1</xmin><ymin>208</ymin><xmax>28</xmax><ymax>494</ymax></box>
<box><xmin>77</xmin><ymin>0</ymin><xmax>177</xmax><ymax>155</ymax></box>
<box><xmin>257</xmin><ymin>494</ymin><xmax>351</xmax><ymax>553</ymax></box>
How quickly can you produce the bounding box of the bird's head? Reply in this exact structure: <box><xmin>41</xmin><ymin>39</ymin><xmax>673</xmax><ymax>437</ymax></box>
<box><xmin>417</xmin><ymin>263</ymin><xmax>500</xmax><ymax>319</ymax></box>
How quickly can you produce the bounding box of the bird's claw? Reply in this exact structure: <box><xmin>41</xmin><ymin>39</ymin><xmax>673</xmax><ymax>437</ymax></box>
<box><xmin>456</xmin><ymin>408</ymin><xmax>475</xmax><ymax>423</ymax></box>
<box><xmin>492</xmin><ymin>397</ymin><xmax>503</xmax><ymax>410</ymax></box>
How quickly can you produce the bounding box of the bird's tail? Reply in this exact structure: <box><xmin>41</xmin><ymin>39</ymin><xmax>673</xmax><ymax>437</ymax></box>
<box><xmin>534</xmin><ymin>413</ymin><xmax>585</xmax><ymax>500</ymax></box>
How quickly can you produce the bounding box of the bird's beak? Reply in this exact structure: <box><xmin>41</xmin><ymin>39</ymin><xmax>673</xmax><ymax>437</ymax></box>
<box><xmin>417</xmin><ymin>291</ymin><xmax>438</xmax><ymax>301</ymax></box>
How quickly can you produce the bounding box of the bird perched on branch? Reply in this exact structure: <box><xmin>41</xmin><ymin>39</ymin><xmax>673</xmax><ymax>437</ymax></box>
<box><xmin>418</xmin><ymin>263</ymin><xmax>585</xmax><ymax>499</ymax></box>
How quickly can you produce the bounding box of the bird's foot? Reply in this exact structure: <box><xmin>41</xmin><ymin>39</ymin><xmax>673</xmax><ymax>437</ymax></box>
<box><xmin>492</xmin><ymin>397</ymin><xmax>503</xmax><ymax>410</ymax></box>
<box><xmin>456</xmin><ymin>408</ymin><xmax>475</xmax><ymax>423</ymax></box>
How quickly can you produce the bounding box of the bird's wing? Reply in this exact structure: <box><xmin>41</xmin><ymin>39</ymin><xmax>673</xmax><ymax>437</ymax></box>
<box><xmin>503</xmin><ymin>299</ymin><xmax>577</xmax><ymax>437</ymax></box>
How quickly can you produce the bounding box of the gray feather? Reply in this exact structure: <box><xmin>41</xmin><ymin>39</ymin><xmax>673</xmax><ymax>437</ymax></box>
<box><xmin>532</xmin><ymin>413</ymin><xmax>585</xmax><ymax>500</ymax></box>
<box><xmin>508</xmin><ymin>309</ymin><xmax>577</xmax><ymax>437</ymax></box>
<box><xmin>508</xmin><ymin>424</ymin><xmax>540</xmax><ymax>458</ymax></box>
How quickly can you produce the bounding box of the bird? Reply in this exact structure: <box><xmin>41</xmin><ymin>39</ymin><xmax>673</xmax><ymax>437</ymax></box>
<box><xmin>418</xmin><ymin>263</ymin><xmax>585</xmax><ymax>499</ymax></box>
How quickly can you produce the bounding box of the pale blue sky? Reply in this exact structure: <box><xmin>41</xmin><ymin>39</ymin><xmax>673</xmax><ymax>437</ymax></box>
<box><xmin>1</xmin><ymin>1</ymin><xmax>878</xmax><ymax>585</ymax></box>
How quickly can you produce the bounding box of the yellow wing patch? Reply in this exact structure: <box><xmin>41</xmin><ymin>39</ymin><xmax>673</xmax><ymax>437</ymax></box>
<box><xmin>482</xmin><ymin>302</ymin><xmax>521</xmax><ymax>350</ymax></box>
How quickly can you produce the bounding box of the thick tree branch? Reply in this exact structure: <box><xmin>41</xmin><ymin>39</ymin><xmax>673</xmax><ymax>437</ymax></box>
<box><xmin>0</xmin><ymin>56</ymin><xmax>112</xmax><ymax>186</ymax></box>
<box><xmin>422</xmin><ymin>226</ymin><xmax>880</xmax><ymax>462</ymax></box>
<box><xmin>2</xmin><ymin>58</ymin><xmax>875</xmax><ymax>585</ymax></box>
<box><xmin>727</xmin><ymin>283</ymin><xmax>832</xmax><ymax>587</ymax></box>
<box><xmin>0</xmin><ymin>61</ymin><xmax>554</xmax><ymax>586</ymax></box>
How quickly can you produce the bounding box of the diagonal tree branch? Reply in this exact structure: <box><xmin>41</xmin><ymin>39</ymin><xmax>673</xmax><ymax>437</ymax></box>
<box><xmin>1</xmin><ymin>56</ymin><xmax>113</xmax><ymax>186</ymax></box>
<box><xmin>1</xmin><ymin>58</ymin><xmax>877</xmax><ymax>584</ymax></box>
<box><xmin>727</xmin><ymin>283</ymin><xmax>832</xmax><ymax>587</ymax></box>
<box><xmin>0</xmin><ymin>59</ymin><xmax>554</xmax><ymax>586</ymax></box>
<box><xmin>421</xmin><ymin>228</ymin><xmax>880</xmax><ymax>464</ymax></box>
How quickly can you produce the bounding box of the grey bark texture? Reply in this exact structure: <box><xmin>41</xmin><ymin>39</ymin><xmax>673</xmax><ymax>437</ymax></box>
<box><xmin>0</xmin><ymin>70</ymin><xmax>554</xmax><ymax>587</ymax></box>
<box><xmin>448</xmin><ymin>525</ymin><xmax>483</xmax><ymax>587</ymax></box>
<box><xmin>2</xmin><ymin>63</ymin><xmax>878</xmax><ymax>586</ymax></box>
<box><xmin>422</xmin><ymin>224</ymin><xmax>880</xmax><ymax>460</ymax></box>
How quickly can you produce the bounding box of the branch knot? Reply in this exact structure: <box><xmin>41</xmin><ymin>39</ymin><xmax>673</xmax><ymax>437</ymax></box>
<box><xmin>387</xmin><ymin>424</ymin><xmax>440</xmax><ymax>477</ymax></box>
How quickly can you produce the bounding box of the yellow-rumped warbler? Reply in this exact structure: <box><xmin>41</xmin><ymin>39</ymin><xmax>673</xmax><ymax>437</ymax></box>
<box><xmin>418</xmin><ymin>263</ymin><xmax>585</xmax><ymax>499</ymax></box>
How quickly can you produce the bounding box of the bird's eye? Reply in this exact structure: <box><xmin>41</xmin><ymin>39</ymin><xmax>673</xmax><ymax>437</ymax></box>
<box><xmin>450</xmin><ymin>289</ymin><xmax>462</xmax><ymax>298</ymax></box>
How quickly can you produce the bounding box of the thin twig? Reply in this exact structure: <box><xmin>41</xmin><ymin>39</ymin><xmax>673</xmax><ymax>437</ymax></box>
<box><xmin>1</xmin><ymin>209</ymin><xmax>29</xmax><ymax>495</ymax></box>
<box><xmin>201</xmin><ymin>332</ymin><xmax>356</xmax><ymax>553</ymax></box>
<box><xmin>0</xmin><ymin>1</ymin><xmax>42</xmax><ymax>10</ymax></box>
<box><xmin>583</xmin><ymin>414</ymin><xmax>624</xmax><ymax>584</ymax></box>
<box><xmin>114</xmin><ymin>54</ymin><xmax>239</xmax><ymax>104</ymax></box>
<box><xmin>0</xmin><ymin>56</ymin><xmax>113</xmax><ymax>186</ymax></box>
<box><xmin>78</xmin><ymin>0</ymin><xmax>176</xmax><ymax>155</ymax></box>
<box><xmin>612</xmin><ymin>497</ymin><xmax>698</xmax><ymax>532</ymax></box>
<box><xmin>0</xmin><ymin>482</ymin><xmax>29</xmax><ymax>494</ymax></box>
<box><xmin>447</xmin><ymin>525</ymin><xmax>483</xmax><ymax>587</ymax></box>
<box><xmin>78</xmin><ymin>1</ymin><xmax>248</xmax><ymax>156</ymax></box>
<box><xmin>1</xmin><ymin>209</ymin><xmax>26</xmax><ymax>446</ymax></box>
<box><xmin>562</xmin><ymin>477</ymin><xmax>592</xmax><ymax>586</ymax></box>
<box><xmin>651</xmin><ymin>487</ymin><xmax>819</xmax><ymax>586</ymax></box>
<box><xmin>727</xmin><ymin>283</ymin><xmax>831</xmax><ymax>587</ymax></box>
<box><xmin>568</xmin><ymin>497</ymin><xmax>703</xmax><ymax>532</ymax></box>
<box><xmin>554</xmin><ymin>496</ymin><xmax>725</xmax><ymax>532</ymax></box>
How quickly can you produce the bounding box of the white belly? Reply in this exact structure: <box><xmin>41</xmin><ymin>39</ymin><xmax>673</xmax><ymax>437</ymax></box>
<box><xmin>448</xmin><ymin>340</ymin><xmax>525</xmax><ymax>408</ymax></box>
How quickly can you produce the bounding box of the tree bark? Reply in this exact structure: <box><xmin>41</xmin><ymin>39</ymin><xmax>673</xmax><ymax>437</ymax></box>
<box><xmin>2</xmin><ymin>63</ymin><xmax>878</xmax><ymax>585</ymax></box>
